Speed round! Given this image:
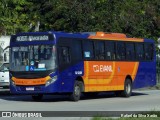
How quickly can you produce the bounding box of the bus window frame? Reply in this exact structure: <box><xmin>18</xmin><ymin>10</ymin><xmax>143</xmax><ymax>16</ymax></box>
<box><xmin>82</xmin><ymin>40</ymin><xmax>95</xmax><ymax>61</ymax></box>
<box><xmin>116</xmin><ymin>41</ymin><xmax>126</xmax><ymax>61</ymax></box>
<box><xmin>94</xmin><ymin>40</ymin><xmax>105</xmax><ymax>60</ymax></box>
<box><xmin>144</xmin><ymin>43</ymin><xmax>154</xmax><ymax>61</ymax></box>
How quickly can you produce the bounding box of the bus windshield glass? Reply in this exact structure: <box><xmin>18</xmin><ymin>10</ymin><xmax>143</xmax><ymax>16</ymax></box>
<box><xmin>10</xmin><ymin>45</ymin><xmax>56</xmax><ymax>71</ymax></box>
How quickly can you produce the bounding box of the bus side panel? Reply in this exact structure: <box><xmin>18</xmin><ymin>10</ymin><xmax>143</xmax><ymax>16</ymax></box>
<box><xmin>133</xmin><ymin>61</ymin><xmax>156</xmax><ymax>89</ymax></box>
<box><xmin>58</xmin><ymin>61</ymin><xmax>84</xmax><ymax>92</ymax></box>
<box><xmin>83</xmin><ymin>61</ymin><xmax>139</xmax><ymax>92</ymax></box>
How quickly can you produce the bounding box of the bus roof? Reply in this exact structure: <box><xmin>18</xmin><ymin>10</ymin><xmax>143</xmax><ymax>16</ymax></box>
<box><xmin>88</xmin><ymin>32</ymin><xmax>144</xmax><ymax>42</ymax></box>
<box><xmin>11</xmin><ymin>31</ymin><xmax>154</xmax><ymax>43</ymax></box>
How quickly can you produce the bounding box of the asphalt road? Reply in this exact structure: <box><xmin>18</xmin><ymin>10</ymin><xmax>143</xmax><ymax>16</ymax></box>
<box><xmin>0</xmin><ymin>89</ymin><xmax>160</xmax><ymax>119</ymax></box>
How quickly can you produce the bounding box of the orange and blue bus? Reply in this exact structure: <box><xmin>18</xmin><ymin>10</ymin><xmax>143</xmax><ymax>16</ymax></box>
<box><xmin>9</xmin><ymin>31</ymin><xmax>156</xmax><ymax>101</ymax></box>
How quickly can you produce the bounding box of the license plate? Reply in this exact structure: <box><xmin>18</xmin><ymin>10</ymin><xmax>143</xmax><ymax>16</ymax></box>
<box><xmin>26</xmin><ymin>87</ymin><xmax>34</xmax><ymax>91</ymax></box>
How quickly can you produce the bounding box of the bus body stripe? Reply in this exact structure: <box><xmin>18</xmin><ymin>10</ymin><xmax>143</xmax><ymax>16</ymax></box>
<box><xmin>88</xmin><ymin>36</ymin><xmax>144</xmax><ymax>42</ymax></box>
<box><xmin>11</xmin><ymin>76</ymin><xmax>51</xmax><ymax>85</ymax></box>
<box><xmin>132</xmin><ymin>62</ymin><xmax>139</xmax><ymax>81</ymax></box>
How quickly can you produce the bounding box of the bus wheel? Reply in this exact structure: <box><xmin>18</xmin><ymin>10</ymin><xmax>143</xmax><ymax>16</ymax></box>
<box><xmin>32</xmin><ymin>94</ymin><xmax>43</xmax><ymax>101</ymax></box>
<box><xmin>70</xmin><ymin>81</ymin><xmax>83</xmax><ymax>101</ymax></box>
<box><xmin>122</xmin><ymin>79</ymin><xmax>132</xmax><ymax>97</ymax></box>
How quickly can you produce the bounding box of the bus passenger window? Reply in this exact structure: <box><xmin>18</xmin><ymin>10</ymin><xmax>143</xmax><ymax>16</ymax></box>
<box><xmin>126</xmin><ymin>43</ymin><xmax>135</xmax><ymax>60</ymax></box>
<box><xmin>95</xmin><ymin>41</ymin><xmax>105</xmax><ymax>60</ymax></box>
<box><xmin>135</xmin><ymin>43</ymin><xmax>144</xmax><ymax>61</ymax></box>
<box><xmin>83</xmin><ymin>41</ymin><xmax>94</xmax><ymax>60</ymax></box>
<box><xmin>144</xmin><ymin>44</ymin><xmax>153</xmax><ymax>61</ymax></box>
<box><xmin>116</xmin><ymin>42</ymin><xmax>126</xmax><ymax>60</ymax></box>
<box><xmin>105</xmin><ymin>41</ymin><xmax>115</xmax><ymax>60</ymax></box>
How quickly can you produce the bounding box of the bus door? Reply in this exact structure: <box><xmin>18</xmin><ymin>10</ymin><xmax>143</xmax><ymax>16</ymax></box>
<box><xmin>58</xmin><ymin>38</ymin><xmax>73</xmax><ymax>92</ymax></box>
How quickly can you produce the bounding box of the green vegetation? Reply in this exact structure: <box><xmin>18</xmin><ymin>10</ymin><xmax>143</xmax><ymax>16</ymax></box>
<box><xmin>0</xmin><ymin>0</ymin><xmax>159</xmax><ymax>40</ymax></box>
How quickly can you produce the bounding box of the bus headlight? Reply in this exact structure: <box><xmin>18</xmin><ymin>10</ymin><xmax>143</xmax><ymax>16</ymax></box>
<box><xmin>45</xmin><ymin>76</ymin><xmax>57</xmax><ymax>87</ymax></box>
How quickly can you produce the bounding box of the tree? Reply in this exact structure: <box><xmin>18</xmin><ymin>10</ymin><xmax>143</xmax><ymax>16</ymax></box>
<box><xmin>0</xmin><ymin>0</ymin><xmax>159</xmax><ymax>40</ymax></box>
<box><xmin>0</xmin><ymin>0</ymin><xmax>33</xmax><ymax>35</ymax></box>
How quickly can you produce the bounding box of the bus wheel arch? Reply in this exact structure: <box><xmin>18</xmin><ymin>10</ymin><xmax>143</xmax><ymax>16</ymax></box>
<box><xmin>125</xmin><ymin>75</ymin><xmax>133</xmax><ymax>83</ymax></box>
<box><xmin>70</xmin><ymin>76</ymin><xmax>84</xmax><ymax>101</ymax></box>
<box><xmin>75</xmin><ymin>76</ymin><xmax>84</xmax><ymax>92</ymax></box>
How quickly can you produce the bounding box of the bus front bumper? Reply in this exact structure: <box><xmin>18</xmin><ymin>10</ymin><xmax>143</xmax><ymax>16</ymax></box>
<box><xmin>10</xmin><ymin>84</ymin><xmax>60</xmax><ymax>95</ymax></box>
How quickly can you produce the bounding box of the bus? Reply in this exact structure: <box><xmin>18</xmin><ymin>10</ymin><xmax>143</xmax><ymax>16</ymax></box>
<box><xmin>9</xmin><ymin>31</ymin><xmax>156</xmax><ymax>101</ymax></box>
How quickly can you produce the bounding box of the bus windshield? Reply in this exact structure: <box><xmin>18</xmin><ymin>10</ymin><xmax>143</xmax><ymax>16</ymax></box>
<box><xmin>10</xmin><ymin>45</ymin><xmax>56</xmax><ymax>71</ymax></box>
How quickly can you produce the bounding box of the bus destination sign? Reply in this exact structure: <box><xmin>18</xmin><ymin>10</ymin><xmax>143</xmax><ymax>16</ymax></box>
<box><xmin>16</xmin><ymin>35</ymin><xmax>49</xmax><ymax>41</ymax></box>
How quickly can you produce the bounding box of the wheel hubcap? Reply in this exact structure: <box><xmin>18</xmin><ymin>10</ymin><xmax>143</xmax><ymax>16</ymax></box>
<box><xmin>126</xmin><ymin>83</ymin><xmax>131</xmax><ymax>94</ymax></box>
<box><xmin>75</xmin><ymin>85</ymin><xmax>80</xmax><ymax>96</ymax></box>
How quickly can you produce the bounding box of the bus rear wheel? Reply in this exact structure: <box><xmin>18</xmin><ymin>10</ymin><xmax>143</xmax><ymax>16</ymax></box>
<box><xmin>32</xmin><ymin>94</ymin><xmax>43</xmax><ymax>101</ymax></box>
<box><xmin>115</xmin><ymin>78</ymin><xmax>132</xmax><ymax>97</ymax></box>
<box><xmin>70</xmin><ymin>81</ymin><xmax>83</xmax><ymax>101</ymax></box>
<box><xmin>122</xmin><ymin>78</ymin><xmax>132</xmax><ymax>97</ymax></box>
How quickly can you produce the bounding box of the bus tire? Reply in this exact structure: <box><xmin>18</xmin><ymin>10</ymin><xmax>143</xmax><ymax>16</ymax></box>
<box><xmin>32</xmin><ymin>94</ymin><xmax>43</xmax><ymax>101</ymax></box>
<box><xmin>70</xmin><ymin>81</ymin><xmax>83</xmax><ymax>101</ymax></box>
<box><xmin>122</xmin><ymin>78</ymin><xmax>132</xmax><ymax>97</ymax></box>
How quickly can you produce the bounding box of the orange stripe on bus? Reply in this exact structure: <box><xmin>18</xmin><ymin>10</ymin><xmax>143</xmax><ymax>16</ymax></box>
<box><xmin>132</xmin><ymin>62</ymin><xmax>139</xmax><ymax>81</ymax></box>
<box><xmin>88</xmin><ymin>37</ymin><xmax>144</xmax><ymax>42</ymax></box>
<box><xmin>88</xmin><ymin>32</ymin><xmax>144</xmax><ymax>42</ymax></box>
<box><xmin>12</xmin><ymin>76</ymin><xmax>51</xmax><ymax>86</ymax></box>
